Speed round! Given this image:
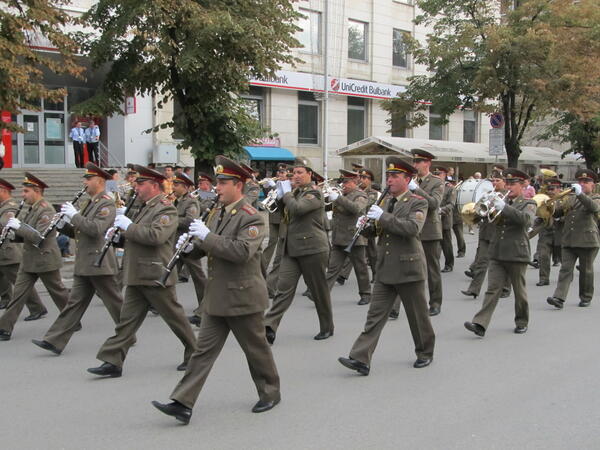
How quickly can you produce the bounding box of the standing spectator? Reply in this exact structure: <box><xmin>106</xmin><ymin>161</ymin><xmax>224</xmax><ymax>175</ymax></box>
<box><xmin>183</xmin><ymin>166</ymin><xmax>193</xmax><ymax>180</ymax></box>
<box><xmin>105</xmin><ymin>169</ymin><xmax>120</xmax><ymax>197</ymax></box>
<box><xmin>85</xmin><ymin>120</ymin><xmax>101</xmax><ymax>166</ymax></box>
<box><xmin>523</xmin><ymin>178</ymin><xmax>536</xmax><ymax>198</ymax></box>
<box><xmin>69</xmin><ymin>122</ymin><xmax>85</xmax><ymax>168</ymax></box>
<box><xmin>473</xmin><ymin>172</ymin><xmax>482</xmax><ymax>180</ymax></box>
<box><xmin>163</xmin><ymin>165</ymin><xmax>175</xmax><ymax>197</ymax></box>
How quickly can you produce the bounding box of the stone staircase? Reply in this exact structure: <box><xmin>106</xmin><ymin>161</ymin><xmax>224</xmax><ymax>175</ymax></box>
<box><xmin>0</xmin><ymin>168</ymin><xmax>87</xmax><ymax>207</ymax></box>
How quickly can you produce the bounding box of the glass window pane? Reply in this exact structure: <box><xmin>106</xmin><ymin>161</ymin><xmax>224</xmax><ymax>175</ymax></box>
<box><xmin>347</xmin><ymin>109</ymin><xmax>365</xmax><ymax>144</ymax></box>
<box><xmin>298</xmin><ymin>104</ymin><xmax>319</xmax><ymax>144</ymax></box>
<box><xmin>297</xmin><ymin>9</ymin><xmax>321</xmax><ymax>54</ymax></box>
<box><xmin>463</xmin><ymin>118</ymin><xmax>476</xmax><ymax>143</ymax></box>
<box><xmin>393</xmin><ymin>29</ymin><xmax>409</xmax><ymax>68</ymax></box>
<box><xmin>429</xmin><ymin>106</ymin><xmax>444</xmax><ymax>141</ymax></box>
<box><xmin>348</xmin><ymin>20</ymin><xmax>367</xmax><ymax>61</ymax></box>
<box><xmin>44</xmin><ymin>113</ymin><xmax>65</xmax><ymax>164</ymax></box>
<box><xmin>391</xmin><ymin>113</ymin><xmax>408</xmax><ymax>137</ymax></box>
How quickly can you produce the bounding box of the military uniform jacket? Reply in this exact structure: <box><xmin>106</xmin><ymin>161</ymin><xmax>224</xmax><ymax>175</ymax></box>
<box><xmin>0</xmin><ymin>198</ymin><xmax>23</xmax><ymax>266</ymax></box>
<box><xmin>440</xmin><ymin>185</ymin><xmax>456</xmax><ymax>230</ymax></box>
<box><xmin>174</xmin><ymin>193</ymin><xmax>199</xmax><ymax>237</ymax></box>
<box><xmin>331</xmin><ymin>189</ymin><xmax>368</xmax><ymax>247</ymax></box>
<box><xmin>489</xmin><ymin>195</ymin><xmax>536</xmax><ymax>263</ymax></box>
<box><xmin>279</xmin><ymin>184</ymin><xmax>329</xmax><ymax>258</ymax></box>
<box><xmin>413</xmin><ymin>173</ymin><xmax>444</xmax><ymax>241</ymax></box>
<box><xmin>62</xmin><ymin>191</ymin><xmax>118</xmax><ymax>277</ymax></box>
<box><xmin>121</xmin><ymin>194</ymin><xmax>178</xmax><ymax>286</ymax></box>
<box><xmin>452</xmin><ymin>201</ymin><xmax>463</xmax><ymax>225</ymax></box>
<box><xmin>14</xmin><ymin>198</ymin><xmax>62</xmax><ymax>273</ymax></box>
<box><xmin>363</xmin><ymin>187</ymin><xmax>381</xmax><ymax>206</ymax></box>
<box><xmin>555</xmin><ymin>192</ymin><xmax>600</xmax><ymax>248</ymax></box>
<box><xmin>243</xmin><ymin>180</ymin><xmax>260</xmax><ymax>209</ymax></box>
<box><xmin>194</xmin><ymin>197</ymin><xmax>268</xmax><ymax>316</ymax></box>
<box><xmin>374</xmin><ymin>192</ymin><xmax>428</xmax><ymax>284</ymax></box>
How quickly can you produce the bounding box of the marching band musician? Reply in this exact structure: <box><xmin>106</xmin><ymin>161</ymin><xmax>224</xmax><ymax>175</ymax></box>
<box><xmin>448</xmin><ymin>177</ymin><xmax>466</xmax><ymax>258</ymax></box>
<box><xmin>461</xmin><ymin>170</ymin><xmax>511</xmax><ymax>299</ymax></box>
<box><xmin>152</xmin><ymin>156</ymin><xmax>280</xmax><ymax>424</ymax></box>
<box><xmin>358</xmin><ymin>168</ymin><xmax>381</xmax><ymax>279</ymax></box>
<box><xmin>547</xmin><ymin>170</ymin><xmax>600</xmax><ymax>309</ymax></box>
<box><xmin>323</xmin><ymin>169</ymin><xmax>371</xmax><ymax>305</ymax></box>
<box><xmin>263</xmin><ymin>157</ymin><xmax>334</xmax><ymax>343</ymax></box>
<box><xmin>0</xmin><ymin>179</ymin><xmax>46</xmax><ymax>316</ymax></box>
<box><xmin>410</xmin><ymin>149</ymin><xmax>445</xmax><ymax>316</ymax></box>
<box><xmin>260</xmin><ymin>163</ymin><xmax>288</xmax><ymax>275</ymax></box>
<box><xmin>465</xmin><ymin>169</ymin><xmax>537</xmax><ymax>337</ymax></box>
<box><xmin>0</xmin><ymin>173</ymin><xmax>70</xmax><ymax>341</ymax></box>
<box><xmin>87</xmin><ymin>165</ymin><xmax>196</xmax><ymax>378</ymax></box>
<box><xmin>435</xmin><ymin>166</ymin><xmax>457</xmax><ymax>273</ymax></box>
<box><xmin>32</xmin><ymin>163</ymin><xmax>125</xmax><ymax>355</ymax></box>
<box><xmin>338</xmin><ymin>157</ymin><xmax>435</xmax><ymax>375</ymax></box>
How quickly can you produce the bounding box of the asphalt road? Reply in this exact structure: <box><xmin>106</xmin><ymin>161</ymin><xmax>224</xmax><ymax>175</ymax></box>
<box><xmin>2</xmin><ymin>232</ymin><xmax>600</xmax><ymax>450</ymax></box>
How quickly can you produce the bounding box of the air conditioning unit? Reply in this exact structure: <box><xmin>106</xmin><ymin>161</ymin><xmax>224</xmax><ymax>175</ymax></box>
<box><xmin>153</xmin><ymin>143</ymin><xmax>178</xmax><ymax>164</ymax></box>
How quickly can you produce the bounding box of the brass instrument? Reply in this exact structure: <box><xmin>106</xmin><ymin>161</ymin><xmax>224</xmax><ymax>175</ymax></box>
<box><xmin>540</xmin><ymin>168</ymin><xmax>557</xmax><ymax>178</ymax></box>
<box><xmin>532</xmin><ymin>188</ymin><xmax>573</xmax><ymax>221</ymax></box>
<box><xmin>0</xmin><ymin>200</ymin><xmax>25</xmax><ymax>249</ymax></box>
<box><xmin>474</xmin><ymin>191</ymin><xmax>509</xmax><ymax>222</ymax></box>
<box><xmin>260</xmin><ymin>188</ymin><xmax>278</xmax><ymax>213</ymax></box>
<box><xmin>318</xmin><ymin>178</ymin><xmax>343</xmax><ymax>206</ymax></box>
<box><xmin>35</xmin><ymin>187</ymin><xmax>88</xmax><ymax>248</ymax></box>
<box><xmin>258</xmin><ymin>177</ymin><xmax>278</xmax><ymax>186</ymax></box>
<box><xmin>461</xmin><ymin>202</ymin><xmax>478</xmax><ymax>226</ymax></box>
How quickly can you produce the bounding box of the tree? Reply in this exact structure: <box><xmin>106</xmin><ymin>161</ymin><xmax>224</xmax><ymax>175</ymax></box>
<box><xmin>538</xmin><ymin>114</ymin><xmax>600</xmax><ymax>170</ymax></box>
<box><xmin>75</xmin><ymin>0</ymin><xmax>301</xmax><ymax>169</ymax></box>
<box><xmin>382</xmin><ymin>0</ymin><xmax>600</xmax><ymax>167</ymax></box>
<box><xmin>0</xmin><ymin>0</ymin><xmax>84</xmax><ymax>132</ymax></box>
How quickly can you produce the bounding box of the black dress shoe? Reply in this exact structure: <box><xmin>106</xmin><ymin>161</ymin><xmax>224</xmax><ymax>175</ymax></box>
<box><xmin>0</xmin><ymin>302</ymin><xmax>7</xmax><ymax>310</ymax></box>
<box><xmin>24</xmin><ymin>311</ymin><xmax>47</xmax><ymax>322</ymax></box>
<box><xmin>336</xmin><ymin>276</ymin><xmax>346</xmax><ymax>286</ymax></box>
<box><xmin>461</xmin><ymin>289</ymin><xmax>478</xmax><ymax>299</ymax></box>
<box><xmin>265</xmin><ymin>326</ymin><xmax>276</xmax><ymax>345</ymax></box>
<box><xmin>305</xmin><ymin>290</ymin><xmax>313</xmax><ymax>301</ymax></box>
<box><xmin>429</xmin><ymin>306</ymin><xmax>440</xmax><ymax>316</ymax></box>
<box><xmin>148</xmin><ymin>306</ymin><xmax>159</xmax><ymax>316</ymax></box>
<box><xmin>338</xmin><ymin>357</ymin><xmax>370</xmax><ymax>375</ymax></box>
<box><xmin>251</xmin><ymin>398</ymin><xmax>280</xmax><ymax>413</ymax></box>
<box><xmin>500</xmin><ymin>289</ymin><xmax>510</xmax><ymax>298</ymax></box>
<box><xmin>389</xmin><ymin>310</ymin><xmax>399</xmax><ymax>320</ymax></box>
<box><xmin>536</xmin><ymin>281</ymin><xmax>549</xmax><ymax>286</ymax></box>
<box><xmin>464</xmin><ymin>270</ymin><xmax>474</xmax><ymax>279</ymax></box>
<box><xmin>464</xmin><ymin>321</ymin><xmax>485</xmax><ymax>337</ymax></box>
<box><xmin>579</xmin><ymin>300</ymin><xmax>591</xmax><ymax>307</ymax></box>
<box><xmin>547</xmin><ymin>296</ymin><xmax>564</xmax><ymax>309</ymax></box>
<box><xmin>413</xmin><ymin>358</ymin><xmax>432</xmax><ymax>368</ymax></box>
<box><xmin>314</xmin><ymin>330</ymin><xmax>333</xmax><ymax>340</ymax></box>
<box><xmin>73</xmin><ymin>322</ymin><xmax>82</xmax><ymax>332</ymax></box>
<box><xmin>187</xmin><ymin>315</ymin><xmax>201</xmax><ymax>327</ymax></box>
<box><xmin>87</xmin><ymin>362</ymin><xmax>122</xmax><ymax>377</ymax></box>
<box><xmin>441</xmin><ymin>266</ymin><xmax>453</xmax><ymax>273</ymax></box>
<box><xmin>357</xmin><ymin>297</ymin><xmax>370</xmax><ymax>305</ymax></box>
<box><xmin>553</xmin><ymin>261</ymin><xmax>560</xmax><ymax>267</ymax></box>
<box><xmin>531</xmin><ymin>260</ymin><xmax>539</xmax><ymax>269</ymax></box>
<box><xmin>301</xmin><ymin>289</ymin><xmax>310</xmax><ymax>297</ymax></box>
<box><xmin>151</xmin><ymin>400</ymin><xmax>192</xmax><ymax>425</ymax></box>
<box><xmin>31</xmin><ymin>339</ymin><xmax>62</xmax><ymax>355</ymax></box>
<box><xmin>514</xmin><ymin>326</ymin><xmax>528</xmax><ymax>334</ymax></box>
<box><xmin>457</xmin><ymin>253</ymin><xmax>465</xmax><ymax>258</ymax></box>
<box><xmin>178</xmin><ymin>277</ymin><xmax>189</xmax><ymax>283</ymax></box>
<box><xmin>0</xmin><ymin>330</ymin><xmax>11</xmax><ymax>341</ymax></box>
<box><xmin>176</xmin><ymin>362</ymin><xmax>187</xmax><ymax>371</ymax></box>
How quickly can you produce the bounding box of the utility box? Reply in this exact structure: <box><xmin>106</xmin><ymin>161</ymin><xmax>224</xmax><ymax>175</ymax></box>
<box><xmin>153</xmin><ymin>143</ymin><xmax>178</xmax><ymax>163</ymax></box>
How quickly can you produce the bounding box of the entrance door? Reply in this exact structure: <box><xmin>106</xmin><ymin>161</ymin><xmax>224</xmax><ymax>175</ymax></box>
<box><xmin>22</xmin><ymin>114</ymin><xmax>42</xmax><ymax>165</ymax></box>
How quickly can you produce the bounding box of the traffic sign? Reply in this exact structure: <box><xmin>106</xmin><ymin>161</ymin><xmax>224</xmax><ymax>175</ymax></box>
<box><xmin>490</xmin><ymin>113</ymin><xmax>504</xmax><ymax>129</ymax></box>
<box><xmin>489</xmin><ymin>128</ymin><xmax>505</xmax><ymax>156</ymax></box>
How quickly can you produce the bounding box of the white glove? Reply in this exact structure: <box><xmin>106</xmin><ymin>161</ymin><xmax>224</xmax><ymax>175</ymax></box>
<box><xmin>493</xmin><ymin>196</ymin><xmax>506</xmax><ymax>212</ymax></box>
<box><xmin>367</xmin><ymin>205</ymin><xmax>384</xmax><ymax>221</ymax></box>
<box><xmin>6</xmin><ymin>218</ymin><xmax>21</xmax><ymax>230</ymax></box>
<box><xmin>328</xmin><ymin>190</ymin><xmax>339</xmax><ymax>202</ymax></box>
<box><xmin>265</xmin><ymin>178</ymin><xmax>276</xmax><ymax>188</ymax></box>
<box><xmin>280</xmin><ymin>179</ymin><xmax>292</xmax><ymax>194</ymax></box>
<box><xmin>116</xmin><ymin>207</ymin><xmax>127</xmax><ymax>215</ymax></box>
<box><xmin>189</xmin><ymin>218</ymin><xmax>210</xmax><ymax>241</ymax></box>
<box><xmin>104</xmin><ymin>227</ymin><xmax>114</xmax><ymax>240</ymax></box>
<box><xmin>114</xmin><ymin>214</ymin><xmax>132</xmax><ymax>231</ymax></box>
<box><xmin>572</xmin><ymin>183</ymin><xmax>582</xmax><ymax>196</ymax></box>
<box><xmin>176</xmin><ymin>233</ymin><xmax>194</xmax><ymax>253</ymax></box>
<box><xmin>408</xmin><ymin>179</ymin><xmax>419</xmax><ymax>191</ymax></box>
<box><xmin>61</xmin><ymin>202</ymin><xmax>78</xmax><ymax>219</ymax></box>
<box><xmin>355</xmin><ymin>215</ymin><xmax>368</xmax><ymax>228</ymax></box>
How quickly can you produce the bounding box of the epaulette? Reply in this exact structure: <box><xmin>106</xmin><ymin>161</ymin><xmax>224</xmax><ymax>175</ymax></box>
<box><xmin>102</xmin><ymin>194</ymin><xmax>111</xmax><ymax>200</ymax></box>
<box><xmin>161</xmin><ymin>198</ymin><xmax>172</xmax><ymax>206</ymax></box>
<box><xmin>8</xmin><ymin>201</ymin><xmax>17</xmax><ymax>207</ymax></box>
<box><xmin>411</xmin><ymin>194</ymin><xmax>424</xmax><ymax>200</ymax></box>
<box><xmin>40</xmin><ymin>201</ymin><xmax>48</xmax><ymax>208</ymax></box>
<box><xmin>241</xmin><ymin>204</ymin><xmax>257</xmax><ymax>215</ymax></box>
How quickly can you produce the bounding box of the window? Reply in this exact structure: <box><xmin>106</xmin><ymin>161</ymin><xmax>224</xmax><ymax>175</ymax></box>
<box><xmin>298</xmin><ymin>91</ymin><xmax>319</xmax><ymax>145</ymax></box>
<box><xmin>392</xmin><ymin>29</ymin><xmax>410</xmax><ymax>68</ymax></box>
<box><xmin>347</xmin><ymin>97</ymin><xmax>367</xmax><ymax>144</ymax></box>
<box><xmin>348</xmin><ymin>20</ymin><xmax>368</xmax><ymax>61</ymax></box>
<box><xmin>297</xmin><ymin>9</ymin><xmax>321</xmax><ymax>54</ymax></box>
<box><xmin>463</xmin><ymin>110</ymin><xmax>478</xmax><ymax>143</ymax></box>
<box><xmin>241</xmin><ymin>86</ymin><xmax>266</xmax><ymax>126</ymax></box>
<box><xmin>429</xmin><ymin>106</ymin><xmax>446</xmax><ymax>140</ymax></box>
<box><xmin>391</xmin><ymin>112</ymin><xmax>409</xmax><ymax>137</ymax></box>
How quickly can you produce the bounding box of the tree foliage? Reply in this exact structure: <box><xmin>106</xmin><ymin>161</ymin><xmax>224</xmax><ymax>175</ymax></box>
<box><xmin>75</xmin><ymin>0</ymin><xmax>302</xmax><ymax>166</ymax></box>
<box><xmin>0</xmin><ymin>0</ymin><xmax>84</xmax><ymax>132</ymax></box>
<box><xmin>382</xmin><ymin>0</ymin><xmax>600</xmax><ymax>167</ymax></box>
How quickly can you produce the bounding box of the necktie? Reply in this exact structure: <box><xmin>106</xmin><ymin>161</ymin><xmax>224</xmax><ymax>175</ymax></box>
<box><xmin>387</xmin><ymin>197</ymin><xmax>397</xmax><ymax>213</ymax></box>
<box><xmin>418</xmin><ymin>178</ymin><xmax>422</xmax><ymax>184</ymax></box>
<box><xmin>216</xmin><ymin>207</ymin><xmax>226</xmax><ymax>229</ymax></box>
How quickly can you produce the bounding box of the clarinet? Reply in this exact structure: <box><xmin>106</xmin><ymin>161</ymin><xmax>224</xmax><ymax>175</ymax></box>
<box><xmin>344</xmin><ymin>187</ymin><xmax>390</xmax><ymax>253</ymax></box>
<box><xmin>93</xmin><ymin>191</ymin><xmax>138</xmax><ymax>267</ymax></box>
<box><xmin>0</xmin><ymin>200</ymin><xmax>25</xmax><ymax>249</ymax></box>
<box><xmin>34</xmin><ymin>187</ymin><xmax>88</xmax><ymax>248</ymax></box>
<box><xmin>155</xmin><ymin>195</ymin><xmax>220</xmax><ymax>287</ymax></box>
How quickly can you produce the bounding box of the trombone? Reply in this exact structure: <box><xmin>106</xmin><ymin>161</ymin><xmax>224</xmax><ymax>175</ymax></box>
<box><xmin>532</xmin><ymin>188</ymin><xmax>573</xmax><ymax>221</ymax></box>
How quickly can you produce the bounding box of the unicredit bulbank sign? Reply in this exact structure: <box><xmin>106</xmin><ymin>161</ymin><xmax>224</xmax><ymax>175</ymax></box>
<box><xmin>250</xmin><ymin>70</ymin><xmax>405</xmax><ymax>100</ymax></box>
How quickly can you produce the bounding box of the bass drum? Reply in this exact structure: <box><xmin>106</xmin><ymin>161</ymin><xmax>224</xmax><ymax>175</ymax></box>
<box><xmin>456</xmin><ymin>178</ymin><xmax>494</xmax><ymax>209</ymax></box>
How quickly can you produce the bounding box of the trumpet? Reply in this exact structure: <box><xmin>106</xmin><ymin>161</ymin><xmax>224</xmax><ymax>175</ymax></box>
<box><xmin>35</xmin><ymin>187</ymin><xmax>88</xmax><ymax>248</ymax></box>
<box><xmin>258</xmin><ymin>177</ymin><xmax>278</xmax><ymax>186</ymax></box>
<box><xmin>155</xmin><ymin>195</ymin><xmax>220</xmax><ymax>287</ymax></box>
<box><xmin>260</xmin><ymin>189</ymin><xmax>278</xmax><ymax>213</ymax></box>
<box><xmin>0</xmin><ymin>200</ymin><xmax>25</xmax><ymax>249</ymax></box>
<box><xmin>474</xmin><ymin>191</ymin><xmax>509</xmax><ymax>222</ymax></box>
<box><xmin>319</xmin><ymin>179</ymin><xmax>343</xmax><ymax>206</ymax></box>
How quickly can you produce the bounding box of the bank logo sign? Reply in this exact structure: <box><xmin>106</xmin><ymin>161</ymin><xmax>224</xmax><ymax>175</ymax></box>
<box><xmin>250</xmin><ymin>70</ymin><xmax>405</xmax><ymax>100</ymax></box>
